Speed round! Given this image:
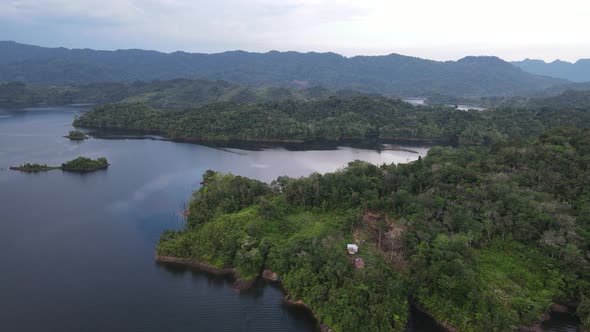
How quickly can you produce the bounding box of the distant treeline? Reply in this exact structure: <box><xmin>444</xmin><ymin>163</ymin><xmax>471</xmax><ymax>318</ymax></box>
<box><xmin>74</xmin><ymin>96</ymin><xmax>590</xmax><ymax>145</ymax></box>
<box><xmin>427</xmin><ymin>88</ymin><xmax>590</xmax><ymax>109</ymax></box>
<box><xmin>0</xmin><ymin>79</ymin><xmax>366</xmax><ymax>108</ymax></box>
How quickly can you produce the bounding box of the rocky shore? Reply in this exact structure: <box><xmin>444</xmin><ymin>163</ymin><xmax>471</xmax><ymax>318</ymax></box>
<box><xmin>155</xmin><ymin>255</ymin><xmax>256</xmax><ymax>290</ymax></box>
<box><xmin>156</xmin><ymin>257</ymin><xmax>333</xmax><ymax>331</ymax></box>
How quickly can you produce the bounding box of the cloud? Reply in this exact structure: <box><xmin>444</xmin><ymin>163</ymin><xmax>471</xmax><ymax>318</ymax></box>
<box><xmin>0</xmin><ymin>0</ymin><xmax>589</xmax><ymax>61</ymax></box>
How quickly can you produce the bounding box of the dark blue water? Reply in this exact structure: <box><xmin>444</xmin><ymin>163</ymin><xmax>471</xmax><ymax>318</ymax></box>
<box><xmin>0</xmin><ymin>107</ymin><xmax>437</xmax><ymax>331</ymax></box>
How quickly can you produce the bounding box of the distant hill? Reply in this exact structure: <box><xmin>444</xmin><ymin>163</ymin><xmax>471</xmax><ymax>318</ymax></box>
<box><xmin>0</xmin><ymin>79</ymin><xmax>366</xmax><ymax>108</ymax></box>
<box><xmin>426</xmin><ymin>84</ymin><xmax>590</xmax><ymax>110</ymax></box>
<box><xmin>513</xmin><ymin>58</ymin><xmax>590</xmax><ymax>82</ymax></box>
<box><xmin>527</xmin><ymin>89</ymin><xmax>590</xmax><ymax>108</ymax></box>
<box><xmin>0</xmin><ymin>41</ymin><xmax>565</xmax><ymax>97</ymax></box>
<box><xmin>541</xmin><ymin>81</ymin><xmax>590</xmax><ymax>96</ymax></box>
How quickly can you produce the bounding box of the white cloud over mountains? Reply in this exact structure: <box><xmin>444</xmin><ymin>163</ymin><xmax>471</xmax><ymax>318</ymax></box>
<box><xmin>1</xmin><ymin>0</ymin><xmax>589</xmax><ymax>61</ymax></box>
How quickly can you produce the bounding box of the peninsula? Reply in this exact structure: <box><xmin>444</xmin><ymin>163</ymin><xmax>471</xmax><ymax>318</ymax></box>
<box><xmin>73</xmin><ymin>96</ymin><xmax>590</xmax><ymax>146</ymax></box>
<box><xmin>157</xmin><ymin>128</ymin><xmax>590</xmax><ymax>331</ymax></box>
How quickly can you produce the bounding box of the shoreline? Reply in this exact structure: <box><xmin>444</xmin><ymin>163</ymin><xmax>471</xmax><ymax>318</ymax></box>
<box><xmin>9</xmin><ymin>166</ymin><xmax>60</xmax><ymax>172</ymax></box>
<box><xmin>155</xmin><ymin>255</ymin><xmax>256</xmax><ymax>290</ymax></box>
<box><xmin>10</xmin><ymin>164</ymin><xmax>109</xmax><ymax>173</ymax></box>
<box><xmin>409</xmin><ymin>300</ymin><xmax>459</xmax><ymax>332</ymax></box>
<box><xmin>155</xmin><ymin>256</ymin><xmax>331</xmax><ymax>331</ymax></box>
<box><xmin>64</xmin><ymin>135</ymin><xmax>88</xmax><ymax>141</ymax></box>
<box><xmin>77</xmin><ymin>125</ymin><xmax>442</xmax><ymax>149</ymax></box>
<box><xmin>411</xmin><ymin>299</ymin><xmax>571</xmax><ymax>332</ymax></box>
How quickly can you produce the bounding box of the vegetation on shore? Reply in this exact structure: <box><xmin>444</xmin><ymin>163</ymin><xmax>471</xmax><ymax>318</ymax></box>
<box><xmin>74</xmin><ymin>96</ymin><xmax>590</xmax><ymax>145</ymax></box>
<box><xmin>9</xmin><ymin>163</ymin><xmax>60</xmax><ymax>172</ymax></box>
<box><xmin>158</xmin><ymin>171</ymin><xmax>409</xmax><ymax>331</ymax></box>
<box><xmin>10</xmin><ymin>157</ymin><xmax>109</xmax><ymax>173</ymax></box>
<box><xmin>157</xmin><ymin>127</ymin><xmax>590</xmax><ymax>331</ymax></box>
<box><xmin>64</xmin><ymin>130</ymin><xmax>88</xmax><ymax>140</ymax></box>
<box><xmin>61</xmin><ymin>157</ymin><xmax>108</xmax><ymax>172</ymax></box>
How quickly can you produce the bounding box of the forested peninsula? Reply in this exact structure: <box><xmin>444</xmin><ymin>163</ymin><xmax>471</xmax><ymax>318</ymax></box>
<box><xmin>74</xmin><ymin>96</ymin><xmax>590</xmax><ymax>145</ymax></box>
<box><xmin>157</xmin><ymin>127</ymin><xmax>590</xmax><ymax>331</ymax></box>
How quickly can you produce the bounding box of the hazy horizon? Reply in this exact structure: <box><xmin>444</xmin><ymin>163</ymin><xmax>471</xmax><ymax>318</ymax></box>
<box><xmin>1</xmin><ymin>0</ymin><xmax>589</xmax><ymax>63</ymax></box>
<box><xmin>3</xmin><ymin>39</ymin><xmax>588</xmax><ymax>65</ymax></box>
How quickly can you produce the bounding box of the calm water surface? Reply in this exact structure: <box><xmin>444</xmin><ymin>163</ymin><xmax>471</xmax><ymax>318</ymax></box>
<box><xmin>0</xmin><ymin>107</ymin><xmax>576</xmax><ymax>331</ymax></box>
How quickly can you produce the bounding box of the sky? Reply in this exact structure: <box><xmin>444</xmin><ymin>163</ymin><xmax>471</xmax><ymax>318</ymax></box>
<box><xmin>1</xmin><ymin>0</ymin><xmax>589</xmax><ymax>62</ymax></box>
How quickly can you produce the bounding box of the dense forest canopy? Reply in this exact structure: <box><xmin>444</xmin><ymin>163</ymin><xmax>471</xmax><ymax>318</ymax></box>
<box><xmin>158</xmin><ymin>127</ymin><xmax>590</xmax><ymax>331</ymax></box>
<box><xmin>0</xmin><ymin>41</ymin><xmax>565</xmax><ymax>97</ymax></box>
<box><xmin>74</xmin><ymin>96</ymin><xmax>590</xmax><ymax>145</ymax></box>
<box><xmin>0</xmin><ymin>79</ymin><xmax>365</xmax><ymax>108</ymax></box>
<box><xmin>60</xmin><ymin>157</ymin><xmax>108</xmax><ymax>171</ymax></box>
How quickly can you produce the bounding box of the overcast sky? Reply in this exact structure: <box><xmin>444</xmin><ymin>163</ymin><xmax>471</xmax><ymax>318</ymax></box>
<box><xmin>1</xmin><ymin>0</ymin><xmax>589</xmax><ymax>62</ymax></box>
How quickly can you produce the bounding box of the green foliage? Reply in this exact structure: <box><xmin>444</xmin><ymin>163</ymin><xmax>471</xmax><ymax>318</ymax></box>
<box><xmin>61</xmin><ymin>157</ymin><xmax>108</xmax><ymax>171</ymax></box>
<box><xmin>157</xmin><ymin>128</ymin><xmax>590</xmax><ymax>331</ymax></box>
<box><xmin>65</xmin><ymin>130</ymin><xmax>87</xmax><ymax>140</ymax></box>
<box><xmin>74</xmin><ymin>97</ymin><xmax>590</xmax><ymax>144</ymax></box>
<box><xmin>186</xmin><ymin>171</ymin><xmax>271</xmax><ymax>227</ymax></box>
<box><xmin>158</xmin><ymin>172</ymin><xmax>408</xmax><ymax>331</ymax></box>
<box><xmin>578</xmin><ymin>295</ymin><xmax>590</xmax><ymax>329</ymax></box>
<box><xmin>9</xmin><ymin>163</ymin><xmax>57</xmax><ymax>172</ymax></box>
<box><xmin>11</xmin><ymin>156</ymin><xmax>108</xmax><ymax>172</ymax></box>
<box><xmin>411</xmin><ymin>238</ymin><xmax>565</xmax><ymax>331</ymax></box>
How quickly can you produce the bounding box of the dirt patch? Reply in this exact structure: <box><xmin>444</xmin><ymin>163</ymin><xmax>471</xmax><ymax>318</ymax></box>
<box><xmin>262</xmin><ymin>269</ymin><xmax>280</xmax><ymax>282</ymax></box>
<box><xmin>360</xmin><ymin>211</ymin><xmax>407</xmax><ymax>270</ymax></box>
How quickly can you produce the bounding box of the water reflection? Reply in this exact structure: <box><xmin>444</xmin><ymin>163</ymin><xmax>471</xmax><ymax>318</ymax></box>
<box><xmin>0</xmin><ymin>107</ymin><xmax>427</xmax><ymax>332</ymax></box>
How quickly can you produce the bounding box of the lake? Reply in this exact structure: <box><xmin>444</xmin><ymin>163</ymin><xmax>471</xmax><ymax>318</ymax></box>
<box><xmin>0</xmin><ymin>107</ymin><xmax>577</xmax><ymax>331</ymax></box>
<box><xmin>0</xmin><ymin>106</ymin><xmax>425</xmax><ymax>331</ymax></box>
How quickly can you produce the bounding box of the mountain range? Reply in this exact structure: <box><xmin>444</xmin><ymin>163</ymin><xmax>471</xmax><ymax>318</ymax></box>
<box><xmin>0</xmin><ymin>41</ymin><xmax>566</xmax><ymax>98</ymax></box>
<box><xmin>513</xmin><ymin>59</ymin><xmax>590</xmax><ymax>83</ymax></box>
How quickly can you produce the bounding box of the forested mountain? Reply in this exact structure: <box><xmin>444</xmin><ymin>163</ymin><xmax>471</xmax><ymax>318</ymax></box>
<box><xmin>428</xmin><ymin>87</ymin><xmax>590</xmax><ymax>109</ymax></box>
<box><xmin>514</xmin><ymin>58</ymin><xmax>590</xmax><ymax>82</ymax></box>
<box><xmin>158</xmin><ymin>127</ymin><xmax>590</xmax><ymax>331</ymax></box>
<box><xmin>0</xmin><ymin>41</ymin><xmax>565</xmax><ymax>97</ymax></box>
<box><xmin>73</xmin><ymin>96</ymin><xmax>590</xmax><ymax>145</ymax></box>
<box><xmin>0</xmin><ymin>79</ymin><xmax>364</xmax><ymax>108</ymax></box>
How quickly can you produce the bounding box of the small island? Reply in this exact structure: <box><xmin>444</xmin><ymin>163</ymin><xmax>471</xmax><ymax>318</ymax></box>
<box><xmin>10</xmin><ymin>157</ymin><xmax>109</xmax><ymax>173</ymax></box>
<box><xmin>61</xmin><ymin>157</ymin><xmax>109</xmax><ymax>172</ymax></box>
<box><xmin>64</xmin><ymin>130</ymin><xmax>88</xmax><ymax>140</ymax></box>
<box><xmin>9</xmin><ymin>163</ymin><xmax>60</xmax><ymax>172</ymax></box>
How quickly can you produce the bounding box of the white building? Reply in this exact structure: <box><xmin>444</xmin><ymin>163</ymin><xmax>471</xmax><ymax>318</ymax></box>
<box><xmin>347</xmin><ymin>244</ymin><xmax>358</xmax><ymax>255</ymax></box>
